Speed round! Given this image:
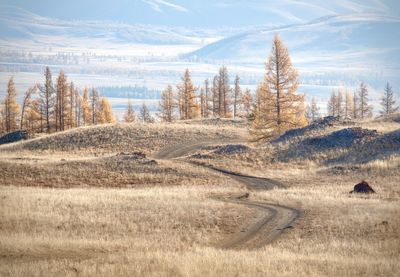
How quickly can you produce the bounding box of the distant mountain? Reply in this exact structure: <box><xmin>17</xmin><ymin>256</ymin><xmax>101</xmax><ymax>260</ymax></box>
<box><xmin>184</xmin><ymin>14</ymin><xmax>400</xmax><ymax>64</ymax></box>
<box><xmin>0</xmin><ymin>5</ymin><xmax>222</xmax><ymax>48</ymax></box>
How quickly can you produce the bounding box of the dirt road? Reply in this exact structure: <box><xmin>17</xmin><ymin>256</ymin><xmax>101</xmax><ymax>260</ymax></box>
<box><xmin>155</xmin><ymin>140</ymin><xmax>301</xmax><ymax>249</ymax></box>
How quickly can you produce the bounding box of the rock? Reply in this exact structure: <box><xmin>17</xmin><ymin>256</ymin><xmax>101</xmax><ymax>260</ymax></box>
<box><xmin>350</xmin><ymin>181</ymin><xmax>375</xmax><ymax>194</ymax></box>
<box><xmin>0</xmin><ymin>130</ymin><xmax>29</xmax><ymax>145</ymax></box>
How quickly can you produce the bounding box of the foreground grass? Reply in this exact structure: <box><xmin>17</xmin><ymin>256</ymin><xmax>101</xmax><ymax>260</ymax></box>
<box><xmin>0</xmin><ymin>185</ymin><xmax>252</xmax><ymax>276</ymax></box>
<box><xmin>1</xmin><ymin>167</ymin><xmax>398</xmax><ymax>276</ymax></box>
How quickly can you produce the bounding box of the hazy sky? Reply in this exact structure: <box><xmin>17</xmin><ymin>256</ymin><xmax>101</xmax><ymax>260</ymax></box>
<box><xmin>2</xmin><ymin>0</ymin><xmax>399</xmax><ymax>27</ymax></box>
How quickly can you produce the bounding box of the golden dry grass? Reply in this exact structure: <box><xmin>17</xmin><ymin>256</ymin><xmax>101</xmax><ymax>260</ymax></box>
<box><xmin>1</xmin><ymin>119</ymin><xmax>399</xmax><ymax>276</ymax></box>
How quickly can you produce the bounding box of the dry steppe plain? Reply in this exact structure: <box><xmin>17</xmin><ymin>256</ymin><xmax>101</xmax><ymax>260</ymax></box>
<box><xmin>0</xmin><ymin>117</ymin><xmax>399</xmax><ymax>276</ymax></box>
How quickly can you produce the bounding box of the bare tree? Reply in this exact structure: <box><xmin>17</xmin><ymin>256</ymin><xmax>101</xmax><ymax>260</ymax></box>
<box><xmin>38</xmin><ymin>67</ymin><xmax>55</xmax><ymax>133</ymax></box>
<box><xmin>55</xmin><ymin>70</ymin><xmax>69</xmax><ymax>131</ymax></box>
<box><xmin>204</xmin><ymin>79</ymin><xmax>211</xmax><ymax>118</ymax></box>
<box><xmin>21</xmin><ymin>86</ymin><xmax>37</xmax><ymax>129</ymax></box>
<box><xmin>91</xmin><ymin>87</ymin><xmax>100</xmax><ymax>125</ymax></box>
<box><xmin>327</xmin><ymin>90</ymin><xmax>337</xmax><ymax>117</ymax></box>
<box><xmin>212</xmin><ymin>75</ymin><xmax>219</xmax><ymax>117</ymax></box>
<box><xmin>306</xmin><ymin>97</ymin><xmax>320</xmax><ymax>122</ymax></box>
<box><xmin>353</xmin><ymin>90</ymin><xmax>359</xmax><ymax>119</ymax></box>
<box><xmin>158</xmin><ymin>85</ymin><xmax>175</xmax><ymax>122</ymax></box>
<box><xmin>233</xmin><ymin>75</ymin><xmax>241</xmax><ymax>118</ymax></box>
<box><xmin>138</xmin><ymin>102</ymin><xmax>154</xmax><ymax>123</ymax></box>
<box><xmin>344</xmin><ymin>89</ymin><xmax>353</xmax><ymax>119</ymax></box>
<box><xmin>358</xmin><ymin>82</ymin><xmax>373</xmax><ymax>119</ymax></box>
<box><xmin>380</xmin><ymin>82</ymin><xmax>398</xmax><ymax>115</ymax></box>
<box><xmin>218</xmin><ymin>66</ymin><xmax>231</xmax><ymax>117</ymax></box>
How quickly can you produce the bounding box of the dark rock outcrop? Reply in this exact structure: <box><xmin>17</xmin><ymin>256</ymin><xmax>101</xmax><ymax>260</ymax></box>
<box><xmin>302</xmin><ymin>127</ymin><xmax>379</xmax><ymax>149</ymax></box>
<box><xmin>0</xmin><ymin>130</ymin><xmax>29</xmax><ymax>145</ymax></box>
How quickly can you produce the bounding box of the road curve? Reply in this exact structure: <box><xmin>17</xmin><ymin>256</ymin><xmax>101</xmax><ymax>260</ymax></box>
<box><xmin>155</xmin><ymin>140</ymin><xmax>301</xmax><ymax>249</ymax></box>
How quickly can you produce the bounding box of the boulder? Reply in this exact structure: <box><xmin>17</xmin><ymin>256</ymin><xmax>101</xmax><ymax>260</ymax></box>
<box><xmin>350</xmin><ymin>181</ymin><xmax>375</xmax><ymax>194</ymax></box>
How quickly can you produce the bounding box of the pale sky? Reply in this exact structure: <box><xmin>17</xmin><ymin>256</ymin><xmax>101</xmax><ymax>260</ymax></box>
<box><xmin>1</xmin><ymin>0</ymin><xmax>399</xmax><ymax>27</ymax></box>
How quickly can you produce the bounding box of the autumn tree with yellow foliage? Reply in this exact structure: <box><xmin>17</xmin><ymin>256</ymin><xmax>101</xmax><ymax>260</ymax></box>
<box><xmin>97</xmin><ymin>98</ymin><xmax>115</xmax><ymax>124</ymax></box>
<box><xmin>4</xmin><ymin>77</ymin><xmax>20</xmax><ymax>133</ymax></box>
<box><xmin>124</xmin><ymin>99</ymin><xmax>136</xmax><ymax>123</ymax></box>
<box><xmin>177</xmin><ymin>69</ymin><xmax>198</xmax><ymax>120</ymax></box>
<box><xmin>251</xmin><ymin>35</ymin><xmax>306</xmax><ymax>141</ymax></box>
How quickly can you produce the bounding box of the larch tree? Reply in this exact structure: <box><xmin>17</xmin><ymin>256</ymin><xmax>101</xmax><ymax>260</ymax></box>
<box><xmin>158</xmin><ymin>85</ymin><xmax>175</xmax><ymax>122</ymax></box>
<box><xmin>90</xmin><ymin>87</ymin><xmax>100</xmax><ymax>125</ymax></box>
<box><xmin>358</xmin><ymin>82</ymin><xmax>373</xmax><ymax>119</ymax></box>
<box><xmin>74</xmin><ymin>88</ymin><xmax>82</xmax><ymax>127</ymax></box>
<box><xmin>306</xmin><ymin>97</ymin><xmax>320</xmax><ymax>122</ymax></box>
<box><xmin>81</xmin><ymin>87</ymin><xmax>91</xmax><ymax>125</ymax></box>
<box><xmin>124</xmin><ymin>99</ymin><xmax>136</xmax><ymax>123</ymax></box>
<box><xmin>25</xmin><ymin>99</ymin><xmax>41</xmax><ymax>133</ymax></box>
<box><xmin>4</xmin><ymin>77</ymin><xmax>20</xmax><ymax>132</ymax></box>
<box><xmin>204</xmin><ymin>79</ymin><xmax>211</xmax><ymax>118</ymax></box>
<box><xmin>353</xmin><ymin>90</ymin><xmax>360</xmax><ymax>119</ymax></box>
<box><xmin>344</xmin><ymin>90</ymin><xmax>354</xmax><ymax>119</ymax></box>
<box><xmin>20</xmin><ymin>86</ymin><xmax>37</xmax><ymax>129</ymax></box>
<box><xmin>380</xmin><ymin>82</ymin><xmax>398</xmax><ymax>115</ymax></box>
<box><xmin>217</xmin><ymin>66</ymin><xmax>231</xmax><ymax>118</ymax></box>
<box><xmin>38</xmin><ymin>67</ymin><xmax>55</xmax><ymax>133</ymax></box>
<box><xmin>336</xmin><ymin>89</ymin><xmax>344</xmax><ymax>119</ymax></box>
<box><xmin>200</xmin><ymin>87</ymin><xmax>206</xmax><ymax>118</ymax></box>
<box><xmin>233</xmin><ymin>75</ymin><xmax>241</xmax><ymax>118</ymax></box>
<box><xmin>327</xmin><ymin>90</ymin><xmax>337</xmax><ymax>117</ymax></box>
<box><xmin>98</xmin><ymin>98</ymin><xmax>114</xmax><ymax>124</ymax></box>
<box><xmin>138</xmin><ymin>102</ymin><xmax>154</xmax><ymax>123</ymax></box>
<box><xmin>176</xmin><ymin>69</ymin><xmax>198</xmax><ymax>120</ymax></box>
<box><xmin>212</xmin><ymin>75</ymin><xmax>219</xmax><ymax>117</ymax></box>
<box><xmin>68</xmin><ymin>82</ymin><xmax>76</xmax><ymax>129</ymax></box>
<box><xmin>251</xmin><ymin>35</ymin><xmax>306</xmax><ymax>140</ymax></box>
<box><xmin>55</xmin><ymin>70</ymin><xmax>69</xmax><ymax>131</ymax></box>
<box><xmin>241</xmin><ymin>88</ymin><xmax>253</xmax><ymax>119</ymax></box>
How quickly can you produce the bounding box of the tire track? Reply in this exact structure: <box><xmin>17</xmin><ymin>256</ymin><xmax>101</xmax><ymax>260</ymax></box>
<box><xmin>155</xmin><ymin>140</ymin><xmax>301</xmax><ymax>249</ymax></box>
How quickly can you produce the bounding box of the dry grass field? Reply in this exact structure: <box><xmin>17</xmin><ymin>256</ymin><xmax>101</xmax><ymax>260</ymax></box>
<box><xmin>1</xmin><ymin>117</ymin><xmax>399</xmax><ymax>276</ymax></box>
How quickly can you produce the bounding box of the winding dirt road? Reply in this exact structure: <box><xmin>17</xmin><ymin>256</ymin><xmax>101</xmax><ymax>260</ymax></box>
<box><xmin>155</xmin><ymin>140</ymin><xmax>301</xmax><ymax>249</ymax></box>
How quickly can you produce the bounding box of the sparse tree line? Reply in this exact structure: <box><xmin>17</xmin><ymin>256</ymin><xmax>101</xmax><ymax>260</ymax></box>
<box><xmin>305</xmin><ymin>81</ymin><xmax>398</xmax><ymax>123</ymax></box>
<box><xmin>0</xmin><ymin>67</ymin><xmax>115</xmax><ymax>135</ymax></box>
<box><xmin>2</xmin><ymin>36</ymin><xmax>398</xmax><ymax>142</ymax></box>
<box><xmin>135</xmin><ymin>67</ymin><xmax>254</xmax><ymax>123</ymax></box>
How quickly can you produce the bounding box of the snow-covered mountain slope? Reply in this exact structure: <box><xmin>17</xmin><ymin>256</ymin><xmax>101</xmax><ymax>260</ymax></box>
<box><xmin>0</xmin><ymin>5</ymin><xmax>223</xmax><ymax>53</ymax></box>
<box><xmin>184</xmin><ymin>14</ymin><xmax>400</xmax><ymax>64</ymax></box>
